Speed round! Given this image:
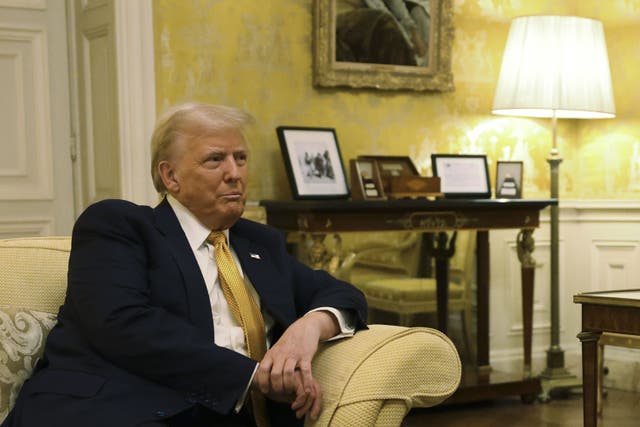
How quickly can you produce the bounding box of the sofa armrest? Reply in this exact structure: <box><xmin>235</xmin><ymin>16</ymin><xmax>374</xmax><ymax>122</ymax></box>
<box><xmin>307</xmin><ymin>324</ymin><xmax>461</xmax><ymax>427</ymax></box>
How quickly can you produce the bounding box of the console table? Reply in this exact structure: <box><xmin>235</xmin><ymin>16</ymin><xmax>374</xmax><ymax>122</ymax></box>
<box><xmin>574</xmin><ymin>290</ymin><xmax>640</xmax><ymax>427</ymax></box>
<box><xmin>260</xmin><ymin>198</ymin><xmax>556</xmax><ymax>403</ymax></box>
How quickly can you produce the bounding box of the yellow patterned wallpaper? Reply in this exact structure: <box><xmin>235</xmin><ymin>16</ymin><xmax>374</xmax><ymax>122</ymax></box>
<box><xmin>153</xmin><ymin>0</ymin><xmax>640</xmax><ymax>201</ymax></box>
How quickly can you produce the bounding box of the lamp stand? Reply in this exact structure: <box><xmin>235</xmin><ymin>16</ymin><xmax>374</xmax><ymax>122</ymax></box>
<box><xmin>539</xmin><ymin>114</ymin><xmax>581</xmax><ymax>401</ymax></box>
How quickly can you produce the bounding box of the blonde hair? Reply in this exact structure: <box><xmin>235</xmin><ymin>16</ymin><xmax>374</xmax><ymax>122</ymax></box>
<box><xmin>150</xmin><ymin>102</ymin><xmax>254</xmax><ymax>193</ymax></box>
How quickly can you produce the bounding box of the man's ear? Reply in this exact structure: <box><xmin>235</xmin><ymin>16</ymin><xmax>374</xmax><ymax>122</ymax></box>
<box><xmin>158</xmin><ymin>161</ymin><xmax>179</xmax><ymax>193</ymax></box>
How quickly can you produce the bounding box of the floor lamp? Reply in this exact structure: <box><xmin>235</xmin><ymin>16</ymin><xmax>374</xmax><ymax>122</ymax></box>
<box><xmin>492</xmin><ymin>16</ymin><xmax>616</xmax><ymax>398</ymax></box>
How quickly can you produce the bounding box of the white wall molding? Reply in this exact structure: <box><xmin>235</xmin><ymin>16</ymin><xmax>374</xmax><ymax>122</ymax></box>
<box><xmin>560</xmin><ymin>199</ymin><xmax>640</xmax><ymax>222</ymax></box>
<box><xmin>561</xmin><ymin>199</ymin><xmax>640</xmax><ymax>210</ymax></box>
<box><xmin>0</xmin><ymin>217</ymin><xmax>52</xmax><ymax>237</ymax></box>
<box><xmin>490</xmin><ymin>343</ymin><xmax>582</xmax><ymax>377</ymax></box>
<box><xmin>0</xmin><ymin>0</ymin><xmax>46</xmax><ymax>10</ymax></box>
<box><xmin>590</xmin><ymin>240</ymin><xmax>640</xmax><ymax>291</ymax></box>
<box><xmin>490</xmin><ymin>200</ymin><xmax>640</xmax><ymax>391</ymax></box>
<box><xmin>0</xmin><ymin>23</ymin><xmax>53</xmax><ymax>200</ymax></box>
<box><xmin>114</xmin><ymin>0</ymin><xmax>157</xmax><ymax>206</ymax></box>
<box><xmin>81</xmin><ymin>0</ymin><xmax>108</xmax><ymax>12</ymax></box>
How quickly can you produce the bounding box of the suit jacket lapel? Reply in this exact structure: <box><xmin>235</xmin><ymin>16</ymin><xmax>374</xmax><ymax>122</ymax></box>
<box><xmin>153</xmin><ymin>198</ymin><xmax>214</xmax><ymax>336</ymax></box>
<box><xmin>230</xmin><ymin>230</ymin><xmax>296</xmax><ymax>326</ymax></box>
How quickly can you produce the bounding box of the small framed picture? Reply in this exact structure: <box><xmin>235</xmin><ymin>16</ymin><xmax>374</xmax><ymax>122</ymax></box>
<box><xmin>349</xmin><ymin>158</ymin><xmax>386</xmax><ymax>200</ymax></box>
<box><xmin>357</xmin><ymin>155</ymin><xmax>418</xmax><ymax>177</ymax></box>
<box><xmin>495</xmin><ymin>160</ymin><xmax>523</xmax><ymax>199</ymax></box>
<box><xmin>431</xmin><ymin>154</ymin><xmax>491</xmax><ymax>199</ymax></box>
<box><xmin>276</xmin><ymin>126</ymin><xmax>349</xmax><ymax>199</ymax></box>
<box><xmin>357</xmin><ymin>155</ymin><xmax>419</xmax><ymax>194</ymax></box>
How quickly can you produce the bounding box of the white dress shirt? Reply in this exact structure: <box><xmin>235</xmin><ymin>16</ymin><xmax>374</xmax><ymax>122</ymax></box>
<box><xmin>167</xmin><ymin>196</ymin><xmax>355</xmax><ymax>407</ymax></box>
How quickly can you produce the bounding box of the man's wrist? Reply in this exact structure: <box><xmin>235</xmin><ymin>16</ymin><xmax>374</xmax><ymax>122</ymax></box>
<box><xmin>307</xmin><ymin>307</ymin><xmax>356</xmax><ymax>341</ymax></box>
<box><xmin>304</xmin><ymin>310</ymin><xmax>340</xmax><ymax>341</ymax></box>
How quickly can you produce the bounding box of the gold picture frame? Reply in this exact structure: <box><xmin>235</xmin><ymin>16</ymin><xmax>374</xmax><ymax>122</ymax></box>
<box><xmin>313</xmin><ymin>0</ymin><xmax>454</xmax><ymax>92</ymax></box>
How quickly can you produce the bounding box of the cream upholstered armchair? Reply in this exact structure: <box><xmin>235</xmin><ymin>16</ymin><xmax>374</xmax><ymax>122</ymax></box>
<box><xmin>0</xmin><ymin>235</ymin><xmax>461</xmax><ymax>426</ymax></box>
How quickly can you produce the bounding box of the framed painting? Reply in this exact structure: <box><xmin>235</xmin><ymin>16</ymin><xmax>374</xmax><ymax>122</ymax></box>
<box><xmin>313</xmin><ymin>0</ymin><xmax>454</xmax><ymax>91</ymax></box>
<box><xmin>431</xmin><ymin>154</ymin><xmax>491</xmax><ymax>199</ymax></box>
<box><xmin>276</xmin><ymin>126</ymin><xmax>350</xmax><ymax>199</ymax></box>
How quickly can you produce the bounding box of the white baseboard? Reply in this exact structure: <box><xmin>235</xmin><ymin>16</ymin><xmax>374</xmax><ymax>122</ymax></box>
<box><xmin>489</xmin><ymin>341</ymin><xmax>640</xmax><ymax>392</ymax></box>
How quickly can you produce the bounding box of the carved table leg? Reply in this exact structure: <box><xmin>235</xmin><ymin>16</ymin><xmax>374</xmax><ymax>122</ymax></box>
<box><xmin>476</xmin><ymin>230</ymin><xmax>490</xmax><ymax>374</ymax></box>
<box><xmin>300</xmin><ymin>232</ymin><xmax>342</xmax><ymax>273</ymax></box>
<box><xmin>517</xmin><ymin>229</ymin><xmax>536</xmax><ymax>378</ymax></box>
<box><xmin>578</xmin><ymin>331</ymin><xmax>601</xmax><ymax>427</ymax></box>
<box><xmin>429</xmin><ymin>231</ymin><xmax>457</xmax><ymax>335</ymax></box>
<box><xmin>306</xmin><ymin>233</ymin><xmax>329</xmax><ymax>269</ymax></box>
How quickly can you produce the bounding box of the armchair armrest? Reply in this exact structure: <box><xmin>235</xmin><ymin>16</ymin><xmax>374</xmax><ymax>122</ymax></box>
<box><xmin>307</xmin><ymin>324</ymin><xmax>461</xmax><ymax>427</ymax></box>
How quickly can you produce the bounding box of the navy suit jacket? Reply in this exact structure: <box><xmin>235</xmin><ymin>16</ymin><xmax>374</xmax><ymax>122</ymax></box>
<box><xmin>4</xmin><ymin>198</ymin><xmax>367</xmax><ymax>427</ymax></box>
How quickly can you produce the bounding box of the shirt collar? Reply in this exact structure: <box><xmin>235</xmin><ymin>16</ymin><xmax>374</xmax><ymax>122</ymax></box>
<box><xmin>167</xmin><ymin>194</ymin><xmax>230</xmax><ymax>251</ymax></box>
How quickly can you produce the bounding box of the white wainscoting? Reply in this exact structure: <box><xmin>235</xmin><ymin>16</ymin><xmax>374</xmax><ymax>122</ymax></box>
<box><xmin>0</xmin><ymin>217</ymin><xmax>52</xmax><ymax>238</ymax></box>
<box><xmin>488</xmin><ymin>200</ymin><xmax>640</xmax><ymax>391</ymax></box>
<box><xmin>0</xmin><ymin>23</ymin><xmax>53</xmax><ymax>200</ymax></box>
<box><xmin>0</xmin><ymin>1</ymin><xmax>76</xmax><ymax>235</ymax></box>
<box><xmin>0</xmin><ymin>0</ymin><xmax>46</xmax><ymax>10</ymax></box>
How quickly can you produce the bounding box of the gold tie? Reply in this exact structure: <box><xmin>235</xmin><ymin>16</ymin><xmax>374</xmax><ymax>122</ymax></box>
<box><xmin>207</xmin><ymin>231</ymin><xmax>270</xmax><ymax>427</ymax></box>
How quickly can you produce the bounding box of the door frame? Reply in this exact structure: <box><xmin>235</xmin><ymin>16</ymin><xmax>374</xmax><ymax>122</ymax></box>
<box><xmin>66</xmin><ymin>0</ymin><xmax>157</xmax><ymax>215</ymax></box>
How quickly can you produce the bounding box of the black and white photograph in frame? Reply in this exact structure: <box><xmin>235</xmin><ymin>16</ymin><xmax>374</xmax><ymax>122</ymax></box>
<box><xmin>495</xmin><ymin>160</ymin><xmax>523</xmax><ymax>199</ymax></box>
<box><xmin>276</xmin><ymin>126</ymin><xmax>349</xmax><ymax>199</ymax></box>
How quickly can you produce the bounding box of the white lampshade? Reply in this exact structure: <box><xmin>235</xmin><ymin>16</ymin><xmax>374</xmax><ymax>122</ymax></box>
<box><xmin>492</xmin><ymin>15</ymin><xmax>615</xmax><ymax>119</ymax></box>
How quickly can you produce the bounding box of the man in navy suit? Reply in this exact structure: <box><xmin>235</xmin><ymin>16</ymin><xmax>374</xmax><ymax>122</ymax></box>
<box><xmin>3</xmin><ymin>103</ymin><xmax>367</xmax><ymax>427</ymax></box>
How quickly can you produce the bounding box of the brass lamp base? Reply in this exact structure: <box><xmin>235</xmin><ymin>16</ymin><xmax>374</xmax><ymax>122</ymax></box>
<box><xmin>539</xmin><ymin>375</ymin><xmax>582</xmax><ymax>403</ymax></box>
<box><xmin>538</xmin><ymin>346</ymin><xmax>582</xmax><ymax>402</ymax></box>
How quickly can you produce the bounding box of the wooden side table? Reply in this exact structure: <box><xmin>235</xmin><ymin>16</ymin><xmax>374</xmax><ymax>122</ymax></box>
<box><xmin>574</xmin><ymin>290</ymin><xmax>640</xmax><ymax>427</ymax></box>
<box><xmin>262</xmin><ymin>199</ymin><xmax>556</xmax><ymax>404</ymax></box>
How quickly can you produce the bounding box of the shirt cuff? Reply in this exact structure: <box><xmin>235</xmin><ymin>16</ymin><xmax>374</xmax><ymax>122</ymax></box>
<box><xmin>235</xmin><ymin>363</ymin><xmax>258</xmax><ymax>413</ymax></box>
<box><xmin>308</xmin><ymin>307</ymin><xmax>356</xmax><ymax>341</ymax></box>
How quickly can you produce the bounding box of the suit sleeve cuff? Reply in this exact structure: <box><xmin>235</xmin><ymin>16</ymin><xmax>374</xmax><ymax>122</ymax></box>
<box><xmin>235</xmin><ymin>363</ymin><xmax>258</xmax><ymax>413</ymax></box>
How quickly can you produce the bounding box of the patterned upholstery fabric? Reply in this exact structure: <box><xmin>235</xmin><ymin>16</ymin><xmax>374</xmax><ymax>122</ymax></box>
<box><xmin>0</xmin><ymin>237</ymin><xmax>70</xmax><ymax>422</ymax></box>
<box><xmin>0</xmin><ymin>306</ymin><xmax>57</xmax><ymax>421</ymax></box>
<box><xmin>0</xmin><ymin>235</ymin><xmax>461</xmax><ymax>427</ymax></box>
